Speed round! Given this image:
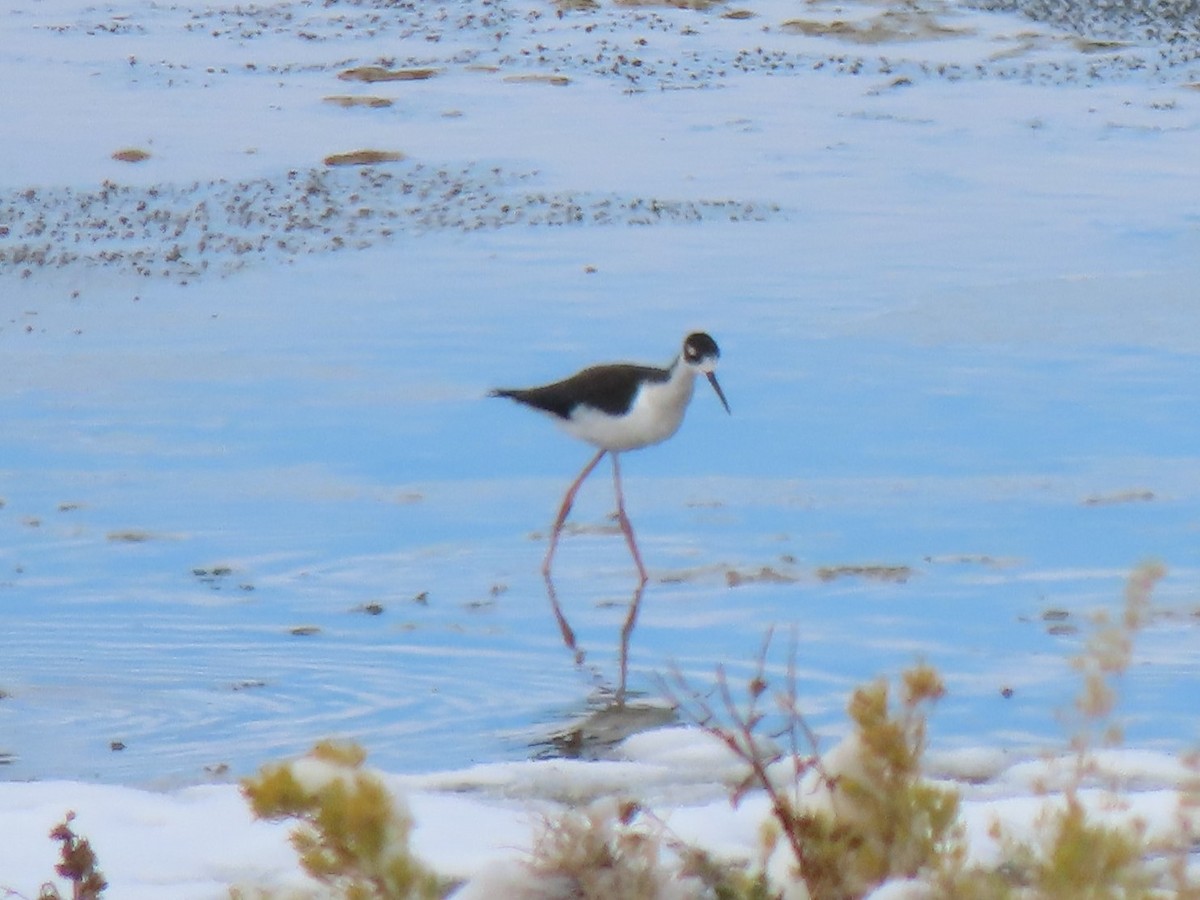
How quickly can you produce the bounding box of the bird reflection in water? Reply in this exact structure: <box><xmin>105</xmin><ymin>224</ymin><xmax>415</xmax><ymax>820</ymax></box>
<box><xmin>536</xmin><ymin>575</ymin><xmax>676</xmax><ymax>761</ymax></box>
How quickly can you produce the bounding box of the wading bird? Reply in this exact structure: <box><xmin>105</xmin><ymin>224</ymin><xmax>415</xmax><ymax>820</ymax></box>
<box><xmin>490</xmin><ymin>332</ymin><xmax>730</xmax><ymax>583</ymax></box>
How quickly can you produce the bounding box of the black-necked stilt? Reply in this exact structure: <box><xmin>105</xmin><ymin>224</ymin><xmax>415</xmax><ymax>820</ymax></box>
<box><xmin>490</xmin><ymin>332</ymin><xmax>730</xmax><ymax>583</ymax></box>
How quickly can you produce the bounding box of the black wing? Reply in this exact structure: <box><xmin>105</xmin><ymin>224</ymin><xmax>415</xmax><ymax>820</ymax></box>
<box><xmin>491</xmin><ymin>363</ymin><xmax>669</xmax><ymax>419</ymax></box>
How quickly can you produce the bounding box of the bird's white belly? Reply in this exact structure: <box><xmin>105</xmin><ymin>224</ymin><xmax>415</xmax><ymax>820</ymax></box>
<box><xmin>561</xmin><ymin>374</ymin><xmax>695</xmax><ymax>452</ymax></box>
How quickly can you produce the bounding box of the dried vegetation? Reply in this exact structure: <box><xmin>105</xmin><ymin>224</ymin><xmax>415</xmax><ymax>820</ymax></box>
<box><xmin>323</xmin><ymin>95</ymin><xmax>394</xmax><ymax>108</ymax></box>
<box><xmin>323</xmin><ymin>150</ymin><xmax>406</xmax><ymax>167</ymax></box>
<box><xmin>338</xmin><ymin>66</ymin><xmax>437</xmax><ymax>83</ymax></box>
<box><xmin>111</xmin><ymin>148</ymin><xmax>150</xmax><ymax>163</ymax></box>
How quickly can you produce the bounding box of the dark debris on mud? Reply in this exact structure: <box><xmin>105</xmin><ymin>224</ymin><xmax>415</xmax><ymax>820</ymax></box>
<box><xmin>0</xmin><ymin>165</ymin><xmax>781</xmax><ymax>282</ymax></box>
<box><xmin>38</xmin><ymin>0</ymin><xmax>1200</xmax><ymax>93</ymax></box>
<box><xmin>966</xmin><ymin>0</ymin><xmax>1200</xmax><ymax>45</ymax></box>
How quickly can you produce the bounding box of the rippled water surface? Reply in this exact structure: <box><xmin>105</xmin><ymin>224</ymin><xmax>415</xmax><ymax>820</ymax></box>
<box><xmin>4</xmin><ymin>222</ymin><xmax>1200</xmax><ymax>785</ymax></box>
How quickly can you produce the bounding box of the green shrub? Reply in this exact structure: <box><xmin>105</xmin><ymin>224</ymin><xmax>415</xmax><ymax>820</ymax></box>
<box><xmin>240</xmin><ymin>740</ymin><xmax>445</xmax><ymax>899</ymax></box>
<box><xmin>666</xmin><ymin>631</ymin><xmax>962</xmax><ymax>898</ymax></box>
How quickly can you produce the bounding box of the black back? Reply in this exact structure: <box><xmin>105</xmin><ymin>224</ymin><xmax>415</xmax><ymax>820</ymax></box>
<box><xmin>491</xmin><ymin>362</ymin><xmax>670</xmax><ymax>419</ymax></box>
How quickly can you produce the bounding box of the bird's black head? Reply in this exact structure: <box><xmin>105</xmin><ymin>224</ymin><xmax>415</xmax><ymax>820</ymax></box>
<box><xmin>681</xmin><ymin>332</ymin><xmax>730</xmax><ymax>414</ymax></box>
<box><xmin>682</xmin><ymin>332</ymin><xmax>720</xmax><ymax>367</ymax></box>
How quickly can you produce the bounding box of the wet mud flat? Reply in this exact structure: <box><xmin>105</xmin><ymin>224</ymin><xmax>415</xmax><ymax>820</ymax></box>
<box><xmin>5</xmin><ymin>0</ymin><xmax>1200</xmax><ymax>284</ymax></box>
<box><xmin>0</xmin><ymin>168</ymin><xmax>781</xmax><ymax>282</ymax></box>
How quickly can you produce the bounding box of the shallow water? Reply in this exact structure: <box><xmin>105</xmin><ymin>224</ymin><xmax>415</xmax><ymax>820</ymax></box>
<box><xmin>5</xmin><ymin>0</ymin><xmax>1200</xmax><ymax>787</ymax></box>
<box><xmin>3</xmin><ymin>220</ymin><xmax>1200</xmax><ymax>785</ymax></box>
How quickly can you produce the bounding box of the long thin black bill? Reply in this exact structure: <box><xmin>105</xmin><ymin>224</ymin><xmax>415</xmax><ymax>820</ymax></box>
<box><xmin>706</xmin><ymin>371</ymin><xmax>731</xmax><ymax>414</ymax></box>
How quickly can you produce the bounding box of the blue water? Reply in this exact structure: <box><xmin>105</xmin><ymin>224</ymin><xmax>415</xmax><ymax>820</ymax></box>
<box><xmin>2</xmin><ymin>222</ymin><xmax>1199</xmax><ymax>785</ymax></box>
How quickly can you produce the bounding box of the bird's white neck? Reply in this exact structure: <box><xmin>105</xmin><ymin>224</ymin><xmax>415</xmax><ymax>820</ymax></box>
<box><xmin>623</xmin><ymin>358</ymin><xmax>695</xmax><ymax>447</ymax></box>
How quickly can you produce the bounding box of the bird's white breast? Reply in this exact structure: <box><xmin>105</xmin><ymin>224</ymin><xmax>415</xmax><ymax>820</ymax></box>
<box><xmin>561</xmin><ymin>366</ymin><xmax>696</xmax><ymax>452</ymax></box>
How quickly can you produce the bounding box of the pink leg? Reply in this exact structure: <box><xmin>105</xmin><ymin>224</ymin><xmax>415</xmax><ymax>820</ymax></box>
<box><xmin>542</xmin><ymin>573</ymin><xmax>585</xmax><ymax>666</ymax></box>
<box><xmin>543</xmin><ymin>448</ymin><xmax>607</xmax><ymax>578</ymax></box>
<box><xmin>616</xmin><ymin>581</ymin><xmax>646</xmax><ymax>705</ymax></box>
<box><xmin>611</xmin><ymin>453</ymin><xmax>649</xmax><ymax>585</ymax></box>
